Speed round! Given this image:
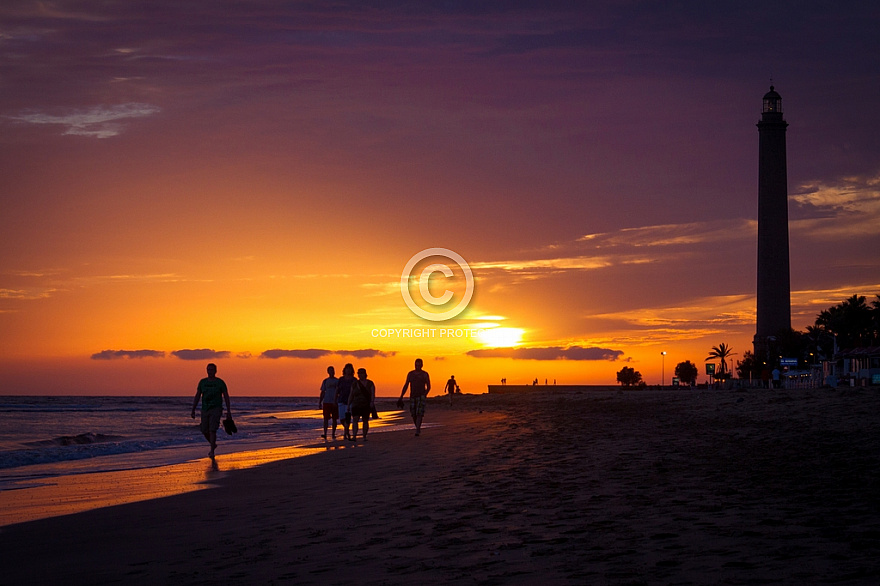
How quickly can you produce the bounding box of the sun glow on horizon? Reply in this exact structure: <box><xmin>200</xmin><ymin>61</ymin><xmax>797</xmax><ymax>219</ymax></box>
<box><xmin>477</xmin><ymin>327</ymin><xmax>525</xmax><ymax>348</ymax></box>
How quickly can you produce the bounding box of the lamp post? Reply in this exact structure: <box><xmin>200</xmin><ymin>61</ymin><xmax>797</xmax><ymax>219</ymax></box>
<box><xmin>661</xmin><ymin>351</ymin><xmax>667</xmax><ymax>387</ymax></box>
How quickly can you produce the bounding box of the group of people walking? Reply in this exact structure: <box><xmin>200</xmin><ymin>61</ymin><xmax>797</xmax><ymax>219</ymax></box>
<box><xmin>318</xmin><ymin>363</ymin><xmax>377</xmax><ymax>441</ymax></box>
<box><xmin>320</xmin><ymin>358</ymin><xmax>434</xmax><ymax>439</ymax></box>
<box><xmin>190</xmin><ymin>358</ymin><xmax>439</xmax><ymax>458</ymax></box>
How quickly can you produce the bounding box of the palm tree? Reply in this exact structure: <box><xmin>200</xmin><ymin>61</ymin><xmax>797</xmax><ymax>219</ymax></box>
<box><xmin>805</xmin><ymin>325</ymin><xmax>835</xmax><ymax>362</ymax></box>
<box><xmin>706</xmin><ymin>343</ymin><xmax>735</xmax><ymax>379</ymax></box>
<box><xmin>815</xmin><ymin>294</ymin><xmax>873</xmax><ymax>349</ymax></box>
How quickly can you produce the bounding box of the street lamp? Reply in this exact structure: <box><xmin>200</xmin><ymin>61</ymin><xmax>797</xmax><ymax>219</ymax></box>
<box><xmin>661</xmin><ymin>351</ymin><xmax>667</xmax><ymax>387</ymax></box>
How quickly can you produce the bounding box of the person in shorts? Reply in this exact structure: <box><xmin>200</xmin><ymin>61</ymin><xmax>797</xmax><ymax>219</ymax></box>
<box><xmin>349</xmin><ymin>368</ymin><xmax>375</xmax><ymax>441</ymax></box>
<box><xmin>336</xmin><ymin>363</ymin><xmax>356</xmax><ymax>441</ymax></box>
<box><xmin>400</xmin><ymin>358</ymin><xmax>431</xmax><ymax>436</ymax></box>
<box><xmin>319</xmin><ymin>365</ymin><xmax>339</xmax><ymax>439</ymax></box>
<box><xmin>190</xmin><ymin>363</ymin><xmax>232</xmax><ymax>459</ymax></box>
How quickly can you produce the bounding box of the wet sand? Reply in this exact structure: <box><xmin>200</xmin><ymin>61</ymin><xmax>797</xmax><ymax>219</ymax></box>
<box><xmin>1</xmin><ymin>388</ymin><xmax>879</xmax><ymax>584</ymax></box>
<box><xmin>0</xmin><ymin>411</ymin><xmax>404</xmax><ymax>527</ymax></box>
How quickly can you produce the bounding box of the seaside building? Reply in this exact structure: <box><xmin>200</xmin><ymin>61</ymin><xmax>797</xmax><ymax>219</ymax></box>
<box><xmin>753</xmin><ymin>86</ymin><xmax>791</xmax><ymax>363</ymax></box>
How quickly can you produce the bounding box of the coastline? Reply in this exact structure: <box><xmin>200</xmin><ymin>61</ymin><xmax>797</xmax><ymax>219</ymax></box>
<box><xmin>0</xmin><ymin>404</ymin><xmax>407</xmax><ymax>527</ymax></box>
<box><xmin>1</xmin><ymin>388</ymin><xmax>878</xmax><ymax>584</ymax></box>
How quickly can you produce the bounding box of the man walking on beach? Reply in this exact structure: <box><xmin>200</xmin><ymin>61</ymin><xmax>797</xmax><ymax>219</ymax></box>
<box><xmin>400</xmin><ymin>358</ymin><xmax>431</xmax><ymax>436</ymax></box>
<box><xmin>319</xmin><ymin>366</ymin><xmax>339</xmax><ymax>439</ymax></box>
<box><xmin>444</xmin><ymin>375</ymin><xmax>457</xmax><ymax>406</ymax></box>
<box><xmin>191</xmin><ymin>363</ymin><xmax>232</xmax><ymax>459</ymax></box>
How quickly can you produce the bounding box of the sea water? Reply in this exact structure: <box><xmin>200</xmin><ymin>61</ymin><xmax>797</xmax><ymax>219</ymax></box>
<box><xmin>0</xmin><ymin>396</ymin><xmax>407</xmax><ymax>525</ymax></box>
<box><xmin>0</xmin><ymin>396</ymin><xmax>333</xmax><ymax>490</ymax></box>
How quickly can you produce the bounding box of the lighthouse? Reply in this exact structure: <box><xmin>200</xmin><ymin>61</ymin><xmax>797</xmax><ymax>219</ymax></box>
<box><xmin>754</xmin><ymin>86</ymin><xmax>791</xmax><ymax>361</ymax></box>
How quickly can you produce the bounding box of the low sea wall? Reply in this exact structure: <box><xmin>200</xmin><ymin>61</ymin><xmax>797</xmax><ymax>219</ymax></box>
<box><xmin>488</xmin><ymin>384</ymin><xmax>620</xmax><ymax>394</ymax></box>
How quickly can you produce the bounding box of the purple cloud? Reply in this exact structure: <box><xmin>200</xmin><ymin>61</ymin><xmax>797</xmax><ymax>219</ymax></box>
<box><xmin>91</xmin><ymin>349</ymin><xmax>165</xmax><ymax>360</ymax></box>
<box><xmin>467</xmin><ymin>346</ymin><xmax>623</xmax><ymax>361</ymax></box>
<box><xmin>171</xmin><ymin>349</ymin><xmax>231</xmax><ymax>361</ymax></box>
<box><xmin>338</xmin><ymin>349</ymin><xmax>396</xmax><ymax>359</ymax></box>
<box><xmin>260</xmin><ymin>348</ymin><xmax>395</xmax><ymax>359</ymax></box>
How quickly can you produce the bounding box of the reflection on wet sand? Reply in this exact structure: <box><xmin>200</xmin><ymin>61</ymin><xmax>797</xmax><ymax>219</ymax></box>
<box><xmin>0</xmin><ymin>411</ymin><xmax>409</xmax><ymax>527</ymax></box>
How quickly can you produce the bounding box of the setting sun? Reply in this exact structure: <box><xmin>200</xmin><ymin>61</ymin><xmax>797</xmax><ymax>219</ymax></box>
<box><xmin>477</xmin><ymin>327</ymin><xmax>526</xmax><ymax>348</ymax></box>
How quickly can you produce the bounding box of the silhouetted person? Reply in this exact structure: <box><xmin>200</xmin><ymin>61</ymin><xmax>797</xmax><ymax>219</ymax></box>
<box><xmin>400</xmin><ymin>358</ymin><xmax>431</xmax><ymax>436</ymax></box>
<box><xmin>444</xmin><ymin>375</ymin><xmax>457</xmax><ymax>405</ymax></box>
<box><xmin>191</xmin><ymin>363</ymin><xmax>231</xmax><ymax>459</ymax></box>
<box><xmin>337</xmin><ymin>363</ymin><xmax>356</xmax><ymax>440</ymax></box>
<box><xmin>319</xmin><ymin>365</ymin><xmax>339</xmax><ymax>439</ymax></box>
<box><xmin>349</xmin><ymin>368</ymin><xmax>375</xmax><ymax>441</ymax></box>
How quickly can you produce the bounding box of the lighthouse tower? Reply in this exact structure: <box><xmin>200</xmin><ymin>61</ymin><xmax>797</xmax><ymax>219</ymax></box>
<box><xmin>754</xmin><ymin>86</ymin><xmax>791</xmax><ymax>360</ymax></box>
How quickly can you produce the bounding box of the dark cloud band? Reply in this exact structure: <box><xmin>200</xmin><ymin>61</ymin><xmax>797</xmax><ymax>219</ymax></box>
<box><xmin>91</xmin><ymin>349</ymin><xmax>165</xmax><ymax>360</ymax></box>
<box><xmin>171</xmin><ymin>349</ymin><xmax>230</xmax><ymax>361</ymax></box>
<box><xmin>260</xmin><ymin>349</ymin><xmax>395</xmax><ymax>359</ymax></box>
<box><xmin>467</xmin><ymin>346</ymin><xmax>623</xmax><ymax>361</ymax></box>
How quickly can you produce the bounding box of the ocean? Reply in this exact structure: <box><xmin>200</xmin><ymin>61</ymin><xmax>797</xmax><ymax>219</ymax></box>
<box><xmin>0</xmin><ymin>396</ymin><xmax>401</xmax><ymax>525</ymax></box>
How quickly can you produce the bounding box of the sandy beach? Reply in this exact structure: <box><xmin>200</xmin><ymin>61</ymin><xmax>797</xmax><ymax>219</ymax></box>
<box><xmin>2</xmin><ymin>388</ymin><xmax>879</xmax><ymax>585</ymax></box>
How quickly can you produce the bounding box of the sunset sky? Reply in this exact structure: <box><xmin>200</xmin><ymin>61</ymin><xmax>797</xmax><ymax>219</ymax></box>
<box><xmin>2</xmin><ymin>1</ymin><xmax>879</xmax><ymax>396</ymax></box>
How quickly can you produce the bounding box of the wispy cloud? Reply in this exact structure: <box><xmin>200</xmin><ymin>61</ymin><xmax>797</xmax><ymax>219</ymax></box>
<box><xmin>591</xmin><ymin>294</ymin><xmax>756</xmax><ymax>329</ymax></box>
<box><xmin>33</xmin><ymin>2</ymin><xmax>112</xmax><ymax>22</ymax></box>
<box><xmin>0</xmin><ymin>287</ymin><xmax>60</xmax><ymax>300</ymax></box>
<box><xmin>578</xmin><ymin>219</ymin><xmax>756</xmax><ymax>249</ymax></box>
<box><xmin>791</xmin><ymin>284</ymin><xmax>880</xmax><ymax>309</ymax></box>
<box><xmin>172</xmin><ymin>349</ymin><xmax>230</xmax><ymax>361</ymax></box>
<box><xmin>474</xmin><ymin>219</ymin><xmax>754</xmax><ymax>281</ymax></box>
<box><xmin>790</xmin><ymin>284</ymin><xmax>880</xmax><ymax>325</ymax></box>
<box><xmin>471</xmin><ymin>257</ymin><xmax>614</xmax><ymax>272</ymax></box>
<box><xmin>0</xmin><ymin>27</ymin><xmax>51</xmax><ymax>42</ymax></box>
<box><xmin>793</xmin><ymin>174</ymin><xmax>880</xmax><ymax>212</ymax></box>
<box><xmin>99</xmin><ymin>273</ymin><xmax>184</xmax><ymax>282</ymax></box>
<box><xmin>467</xmin><ymin>346</ymin><xmax>623</xmax><ymax>361</ymax></box>
<box><xmin>7</xmin><ymin>103</ymin><xmax>160</xmax><ymax>138</ymax></box>
<box><xmin>791</xmin><ymin>174</ymin><xmax>880</xmax><ymax>238</ymax></box>
<box><xmin>91</xmin><ymin>349</ymin><xmax>165</xmax><ymax>360</ymax></box>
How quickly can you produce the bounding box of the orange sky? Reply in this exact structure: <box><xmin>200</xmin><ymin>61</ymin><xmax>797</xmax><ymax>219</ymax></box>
<box><xmin>1</xmin><ymin>2</ymin><xmax>879</xmax><ymax>395</ymax></box>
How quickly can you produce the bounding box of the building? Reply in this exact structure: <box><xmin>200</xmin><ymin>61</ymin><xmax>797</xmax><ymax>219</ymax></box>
<box><xmin>829</xmin><ymin>346</ymin><xmax>880</xmax><ymax>387</ymax></box>
<box><xmin>753</xmin><ymin>86</ymin><xmax>791</xmax><ymax>363</ymax></box>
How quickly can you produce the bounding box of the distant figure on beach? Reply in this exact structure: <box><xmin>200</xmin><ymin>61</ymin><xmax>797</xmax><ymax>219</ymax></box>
<box><xmin>400</xmin><ymin>358</ymin><xmax>431</xmax><ymax>436</ymax></box>
<box><xmin>444</xmin><ymin>375</ymin><xmax>457</xmax><ymax>405</ymax></box>
<box><xmin>319</xmin><ymin>366</ymin><xmax>339</xmax><ymax>439</ymax></box>
<box><xmin>772</xmin><ymin>367</ymin><xmax>781</xmax><ymax>389</ymax></box>
<box><xmin>349</xmin><ymin>368</ymin><xmax>375</xmax><ymax>441</ymax></box>
<box><xmin>337</xmin><ymin>363</ymin><xmax>356</xmax><ymax>440</ymax></box>
<box><xmin>190</xmin><ymin>363</ymin><xmax>232</xmax><ymax>459</ymax></box>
